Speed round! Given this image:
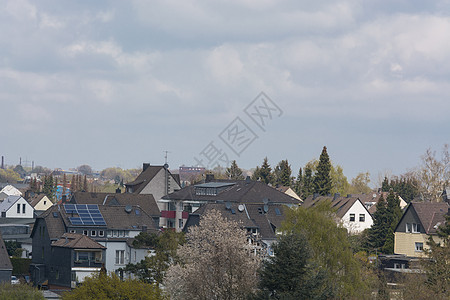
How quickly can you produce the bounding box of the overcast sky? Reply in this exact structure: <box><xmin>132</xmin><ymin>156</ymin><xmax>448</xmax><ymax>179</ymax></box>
<box><xmin>1</xmin><ymin>0</ymin><xmax>450</xmax><ymax>184</ymax></box>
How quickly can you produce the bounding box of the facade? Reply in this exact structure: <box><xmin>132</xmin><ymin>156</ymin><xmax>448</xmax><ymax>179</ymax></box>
<box><xmin>302</xmin><ymin>194</ymin><xmax>374</xmax><ymax>234</ymax></box>
<box><xmin>0</xmin><ymin>232</ymin><xmax>13</xmax><ymax>283</ymax></box>
<box><xmin>30</xmin><ymin>203</ymin><xmax>159</xmax><ymax>287</ymax></box>
<box><xmin>163</xmin><ymin>176</ymin><xmax>300</xmax><ymax>231</ymax></box>
<box><xmin>394</xmin><ymin>202</ymin><xmax>449</xmax><ymax>257</ymax></box>
<box><xmin>0</xmin><ymin>185</ymin><xmax>22</xmax><ymax>198</ymax></box>
<box><xmin>274</xmin><ymin>185</ymin><xmax>302</xmax><ymax>201</ymax></box>
<box><xmin>28</xmin><ymin>194</ymin><xmax>53</xmax><ymax>212</ymax></box>
<box><xmin>0</xmin><ymin>195</ymin><xmax>34</xmax><ymax>218</ymax></box>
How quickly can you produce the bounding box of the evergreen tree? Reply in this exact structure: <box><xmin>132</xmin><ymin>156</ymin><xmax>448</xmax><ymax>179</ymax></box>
<box><xmin>53</xmin><ymin>176</ymin><xmax>58</xmax><ymax>202</ymax></box>
<box><xmin>77</xmin><ymin>175</ymin><xmax>82</xmax><ymax>192</ymax></box>
<box><xmin>382</xmin><ymin>191</ymin><xmax>403</xmax><ymax>254</ymax></box>
<box><xmin>381</xmin><ymin>177</ymin><xmax>390</xmax><ymax>192</ymax></box>
<box><xmin>83</xmin><ymin>175</ymin><xmax>88</xmax><ymax>192</ymax></box>
<box><xmin>62</xmin><ymin>173</ymin><xmax>67</xmax><ymax>198</ymax></box>
<box><xmin>302</xmin><ymin>166</ymin><xmax>314</xmax><ymax>198</ymax></box>
<box><xmin>366</xmin><ymin>195</ymin><xmax>389</xmax><ymax>251</ymax></box>
<box><xmin>251</xmin><ymin>166</ymin><xmax>261</xmax><ymax>181</ymax></box>
<box><xmin>274</xmin><ymin>159</ymin><xmax>292</xmax><ymax>187</ymax></box>
<box><xmin>294</xmin><ymin>167</ymin><xmax>303</xmax><ymax>197</ymax></box>
<box><xmin>43</xmin><ymin>175</ymin><xmax>54</xmax><ymax>202</ymax></box>
<box><xmin>259</xmin><ymin>157</ymin><xmax>274</xmax><ymax>185</ymax></box>
<box><xmin>225</xmin><ymin>160</ymin><xmax>244</xmax><ymax>180</ymax></box>
<box><xmin>313</xmin><ymin>146</ymin><xmax>332</xmax><ymax>195</ymax></box>
<box><xmin>258</xmin><ymin>232</ymin><xmax>332</xmax><ymax>299</ymax></box>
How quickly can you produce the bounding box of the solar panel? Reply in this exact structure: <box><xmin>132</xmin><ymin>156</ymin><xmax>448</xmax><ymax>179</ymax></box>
<box><xmin>64</xmin><ymin>204</ymin><xmax>106</xmax><ymax>226</ymax></box>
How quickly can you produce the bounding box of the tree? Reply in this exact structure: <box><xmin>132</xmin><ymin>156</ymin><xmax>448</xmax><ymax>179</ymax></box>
<box><xmin>124</xmin><ymin>230</ymin><xmax>185</xmax><ymax>285</ymax></box>
<box><xmin>365</xmin><ymin>195</ymin><xmax>389</xmax><ymax>251</ymax></box>
<box><xmin>302</xmin><ymin>166</ymin><xmax>314</xmax><ymax>198</ymax></box>
<box><xmin>294</xmin><ymin>167</ymin><xmax>303</xmax><ymax>197</ymax></box>
<box><xmin>225</xmin><ymin>160</ymin><xmax>244</xmax><ymax>180</ymax></box>
<box><xmin>43</xmin><ymin>175</ymin><xmax>54</xmax><ymax>202</ymax></box>
<box><xmin>381</xmin><ymin>176</ymin><xmax>390</xmax><ymax>192</ymax></box>
<box><xmin>258</xmin><ymin>157</ymin><xmax>274</xmax><ymax>185</ymax></box>
<box><xmin>382</xmin><ymin>191</ymin><xmax>403</xmax><ymax>254</ymax></box>
<box><xmin>313</xmin><ymin>146</ymin><xmax>332</xmax><ymax>195</ymax></box>
<box><xmin>251</xmin><ymin>166</ymin><xmax>261</xmax><ymax>181</ymax></box>
<box><xmin>274</xmin><ymin>159</ymin><xmax>292</xmax><ymax>187</ymax></box>
<box><xmin>330</xmin><ymin>164</ymin><xmax>350</xmax><ymax>196</ymax></box>
<box><xmin>0</xmin><ymin>169</ymin><xmax>21</xmax><ymax>183</ymax></box>
<box><xmin>350</xmin><ymin>172</ymin><xmax>372</xmax><ymax>194</ymax></box>
<box><xmin>0</xmin><ymin>282</ymin><xmax>44</xmax><ymax>299</ymax></box>
<box><xmin>62</xmin><ymin>272</ymin><xmax>163</xmax><ymax>300</ymax></box>
<box><xmin>282</xmin><ymin>203</ymin><xmax>367</xmax><ymax>298</ymax></box>
<box><xmin>77</xmin><ymin>164</ymin><xmax>93</xmax><ymax>176</ymax></box>
<box><xmin>417</xmin><ymin>144</ymin><xmax>449</xmax><ymax>201</ymax></box>
<box><xmin>83</xmin><ymin>175</ymin><xmax>88</xmax><ymax>192</ymax></box>
<box><xmin>13</xmin><ymin>165</ymin><xmax>26</xmax><ymax>178</ymax></box>
<box><xmin>62</xmin><ymin>173</ymin><xmax>67</xmax><ymax>198</ymax></box>
<box><xmin>164</xmin><ymin>209</ymin><xmax>260</xmax><ymax>300</ymax></box>
<box><xmin>257</xmin><ymin>232</ymin><xmax>333</xmax><ymax>299</ymax></box>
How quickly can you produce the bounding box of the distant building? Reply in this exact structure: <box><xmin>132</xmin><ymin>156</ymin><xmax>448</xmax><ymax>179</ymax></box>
<box><xmin>0</xmin><ymin>196</ymin><xmax>34</xmax><ymax>219</ymax></box>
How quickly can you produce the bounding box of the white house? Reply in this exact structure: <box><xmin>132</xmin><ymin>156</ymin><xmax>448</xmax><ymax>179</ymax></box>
<box><xmin>0</xmin><ymin>185</ymin><xmax>22</xmax><ymax>201</ymax></box>
<box><xmin>0</xmin><ymin>196</ymin><xmax>34</xmax><ymax>218</ymax></box>
<box><xmin>28</xmin><ymin>194</ymin><xmax>53</xmax><ymax>212</ymax></box>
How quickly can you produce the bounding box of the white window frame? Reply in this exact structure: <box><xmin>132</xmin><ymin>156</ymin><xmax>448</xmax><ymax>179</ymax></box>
<box><xmin>415</xmin><ymin>242</ymin><xmax>423</xmax><ymax>252</ymax></box>
<box><xmin>406</xmin><ymin>223</ymin><xmax>412</xmax><ymax>233</ymax></box>
<box><xmin>349</xmin><ymin>214</ymin><xmax>355</xmax><ymax>222</ymax></box>
<box><xmin>91</xmin><ymin>230</ymin><xmax>96</xmax><ymax>237</ymax></box>
<box><xmin>115</xmin><ymin>250</ymin><xmax>125</xmax><ymax>265</ymax></box>
<box><xmin>412</xmin><ymin>223</ymin><xmax>420</xmax><ymax>233</ymax></box>
<box><xmin>98</xmin><ymin>230</ymin><xmax>105</xmax><ymax>237</ymax></box>
<box><xmin>83</xmin><ymin>230</ymin><xmax>88</xmax><ymax>235</ymax></box>
<box><xmin>359</xmin><ymin>214</ymin><xmax>365</xmax><ymax>222</ymax></box>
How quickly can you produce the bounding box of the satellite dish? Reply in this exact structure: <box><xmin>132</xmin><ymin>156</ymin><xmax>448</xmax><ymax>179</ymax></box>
<box><xmin>263</xmin><ymin>204</ymin><xmax>269</xmax><ymax>213</ymax></box>
<box><xmin>263</xmin><ymin>198</ymin><xmax>269</xmax><ymax>205</ymax></box>
<box><xmin>238</xmin><ymin>204</ymin><xmax>244</xmax><ymax>212</ymax></box>
<box><xmin>225</xmin><ymin>202</ymin><xmax>231</xmax><ymax>210</ymax></box>
<box><xmin>125</xmin><ymin>205</ymin><xmax>132</xmax><ymax>213</ymax></box>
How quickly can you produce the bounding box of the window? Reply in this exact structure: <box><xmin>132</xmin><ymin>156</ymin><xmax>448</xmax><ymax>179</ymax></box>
<box><xmin>115</xmin><ymin>250</ymin><xmax>124</xmax><ymax>265</ymax></box>
<box><xmin>406</xmin><ymin>223</ymin><xmax>412</xmax><ymax>232</ymax></box>
<box><xmin>17</xmin><ymin>204</ymin><xmax>20</xmax><ymax>214</ymax></box>
<box><xmin>119</xmin><ymin>230</ymin><xmax>124</xmax><ymax>237</ymax></box>
<box><xmin>179</xmin><ymin>219</ymin><xmax>183</xmax><ymax>229</ymax></box>
<box><xmin>359</xmin><ymin>214</ymin><xmax>365</xmax><ymax>222</ymax></box>
<box><xmin>415</xmin><ymin>242</ymin><xmax>423</xmax><ymax>252</ymax></box>
<box><xmin>44</xmin><ymin>200</ymin><xmax>47</xmax><ymax>205</ymax></box>
<box><xmin>69</xmin><ymin>230</ymin><xmax>76</xmax><ymax>233</ymax></box>
<box><xmin>412</xmin><ymin>223</ymin><xmax>421</xmax><ymax>233</ymax></box>
<box><xmin>167</xmin><ymin>219</ymin><xmax>175</xmax><ymax>228</ymax></box>
<box><xmin>99</xmin><ymin>230</ymin><xmax>104</xmax><ymax>237</ymax></box>
<box><xmin>349</xmin><ymin>214</ymin><xmax>355</xmax><ymax>222</ymax></box>
<box><xmin>113</xmin><ymin>230</ymin><xmax>118</xmax><ymax>237</ymax></box>
<box><xmin>22</xmin><ymin>204</ymin><xmax>26</xmax><ymax>214</ymax></box>
<box><xmin>83</xmin><ymin>230</ymin><xmax>88</xmax><ymax>236</ymax></box>
<box><xmin>91</xmin><ymin>230</ymin><xmax>96</xmax><ymax>237</ymax></box>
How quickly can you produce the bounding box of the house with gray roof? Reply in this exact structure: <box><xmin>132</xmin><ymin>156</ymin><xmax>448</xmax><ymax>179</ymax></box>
<box><xmin>0</xmin><ymin>195</ymin><xmax>34</xmax><ymax>219</ymax></box>
<box><xmin>162</xmin><ymin>175</ymin><xmax>300</xmax><ymax>231</ymax></box>
<box><xmin>394</xmin><ymin>201</ymin><xmax>449</xmax><ymax>257</ymax></box>
<box><xmin>30</xmin><ymin>203</ymin><xmax>160</xmax><ymax>288</ymax></box>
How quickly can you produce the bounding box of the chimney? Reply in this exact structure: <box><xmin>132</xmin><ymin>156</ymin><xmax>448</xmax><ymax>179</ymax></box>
<box><xmin>116</xmin><ymin>187</ymin><xmax>121</xmax><ymax>194</ymax></box>
<box><xmin>143</xmin><ymin>163</ymin><xmax>150</xmax><ymax>172</ymax></box>
<box><xmin>205</xmin><ymin>174</ymin><xmax>215</xmax><ymax>183</ymax></box>
<box><xmin>333</xmin><ymin>193</ymin><xmax>340</xmax><ymax>200</ymax></box>
<box><xmin>347</xmin><ymin>194</ymin><xmax>352</xmax><ymax>198</ymax></box>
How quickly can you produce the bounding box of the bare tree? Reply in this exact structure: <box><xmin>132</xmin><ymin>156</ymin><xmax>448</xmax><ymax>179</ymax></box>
<box><xmin>417</xmin><ymin>144</ymin><xmax>449</xmax><ymax>202</ymax></box>
<box><xmin>164</xmin><ymin>209</ymin><xmax>260</xmax><ymax>300</ymax></box>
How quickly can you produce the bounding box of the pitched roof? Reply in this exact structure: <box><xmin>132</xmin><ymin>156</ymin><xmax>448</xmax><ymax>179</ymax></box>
<box><xmin>28</xmin><ymin>194</ymin><xmax>48</xmax><ymax>208</ymax></box>
<box><xmin>409</xmin><ymin>202</ymin><xmax>449</xmax><ymax>234</ymax></box>
<box><xmin>52</xmin><ymin>233</ymin><xmax>106</xmax><ymax>249</ymax></box>
<box><xmin>302</xmin><ymin>195</ymin><xmax>365</xmax><ymax>218</ymax></box>
<box><xmin>0</xmin><ymin>185</ymin><xmax>22</xmax><ymax>196</ymax></box>
<box><xmin>185</xmin><ymin>202</ymin><xmax>287</xmax><ymax>240</ymax></box>
<box><xmin>0</xmin><ymin>232</ymin><xmax>12</xmax><ymax>271</ymax></box>
<box><xmin>163</xmin><ymin>180</ymin><xmax>300</xmax><ymax>205</ymax></box>
<box><xmin>70</xmin><ymin>192</ymin><xmax>160</xmax><ymax>216</ymax></box>
<box><xmin>125</xmin><ymin>165</ymin><xmax>180</xmax><ymax>194</ymax></box>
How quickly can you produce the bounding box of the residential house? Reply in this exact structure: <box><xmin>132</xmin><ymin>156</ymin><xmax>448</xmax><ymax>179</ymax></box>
<box><xmin>0</xmin><ymin>184</ymin><xmax>22</xmax><ymax>201</ymax></box>
<box><xmin>184</xmin><ymin>201</ymin><xmax>287</xmax><ymax>256</ymax></box>
<box><xmin>162</xmin><ymin>176</ymin><xmax>300</xmax><ymax>231</ymax></box>
<box><xmin>68</xmin><ymin>192</ymin><xmax>160</xmax><ymax>229</ymax></box>
<box><xmin>0</xmin><ymin>224</ymin><xmax>32</xmax><ymax>258</ymax></box>
<box><xmin>302</xmin><ymin>194</ymin><xmax>373</xmax><ymax>234</ymax></box>
<box><xmin>0</xmin><ymin>195</ymin><xmax>34</xmax><ymax>219</ymax></box>
<box><xmin>48</xmin><ymin>233</ymin><xmax>106</xmax><ymax>288</ymax></box>
<box><xmin>30</xmin><ymin>203</ymin><xmax>159</xmax><ymax>288</ymax></box>
<box><xmin>28</xmin><ymin>194</ymin><xmax>53</xmax><ymax>214</ymax></box>
<box><xmin>394</xmin><ymin>202</ymin><xmax>449</xmax><ymax>257</ymax></box>
<box><xmin>0</xmin><ymin>232</ymin><xmax>12</xmax><ymax>283</ymax></box>
<box><xmin>358</xmin><ymin>192</ymin><xmax>408</xmax><ymax>214</ymax></box>
<box><xmin>124</xmin><ymin>163</ymin><xmax>181</xmax><ymax>211</ymax></box>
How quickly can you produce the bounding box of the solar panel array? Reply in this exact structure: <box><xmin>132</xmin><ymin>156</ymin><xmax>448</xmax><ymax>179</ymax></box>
<box><xmin>63</xmin><ymin>204</ymin><xmax>107</xmax><ymax>226</ymax></box>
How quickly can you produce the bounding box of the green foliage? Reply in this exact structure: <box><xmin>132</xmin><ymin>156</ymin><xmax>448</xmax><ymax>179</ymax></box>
<box><xmin>10</xmin><ymin>258</ymin><xmax>32</xmax><ymax>275</ymax></box>
<box><xmin>257</xmin><ymin>232</ymin><xmax>333</xmax><ymax>299</ymax></box>
<box><xmin>12</xmin><ymin>165</ymin><xmax>26</xmax><ymax>178</ymax></box>
<box><xmin>124</xmin><ymin>231</ymin><xmax>185</xmax><ymax>285</ymax></box>
<box><xmin>312</xmin><ymin>146</ymin><xmax>332</xmax><ymax>195</ymax></box>
<box><xmin>349</xmin><ymin>172</ymin><xmax>372</xmax><ymax>194</ymax></box>
<box><xmin>301</xmin><ymin>166</ymin><xmax>314</xmax><ymax>198</ymax></box>
<box><xmin>0</xmin><ymin>282</ymin><xmax>44</xmax><ymax>300</ymax></box>
<box><xmin>0</xmin><ymin>169</ymin><xmax>21</xmax><ymax>183</ymax></box>
<box><xmin>259</xmin><ymin>157</ymin><xmax>274</xmax><ymax>184</ymax></box>
<box><xmin>382</xmin><ymin>191</ymin><xmax>403</xmax><ymax>254</ymax></box>
<box><xmin>42</xmin><ymin>175</ymin><xmax>55</xmax><ymax>202</ymax></box>
<box><xmin>62</xmin><ymin>272</ymin><xmax>164</xmax><ymax>300</ymax></box>
<box><xmin>330</xmin><ymin>164</ymin><xmax>350</xmax><ymax>196</ymax></box>
<box><xmin>294</xmin><ymin>167</ymin><xmax>302</xmax><ymax>197</ymax></box>
<box><xmin>5</xmin><ymin>241</ymin><xmax>21</xmax><ymax>257</ymax></box>
<box><xmin>365</xmin><ymin>195</ymin><xmax>389</xmax><ymax>251</ymax></box>
<box><xmin>273</xmin><ymin>159</ymin><xmax>292</xmax><ymax>187</ymax></box>
<box><xmin>282</xmin><ymin>203</ymin><xmax>367</xmax><ymax>298</ymax></box>
<box><xmin>225</xmin><ymin>160</ymin><xmax>244</xmax><ymax>180</ymax></box>
<box><xmin>382</xmin><ymin>176</ymin><xmax>420</xmax><ymax>202</ymax></box>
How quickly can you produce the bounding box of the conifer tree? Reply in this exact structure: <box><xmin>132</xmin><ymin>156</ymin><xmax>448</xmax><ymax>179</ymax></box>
<box><xmin>53</xmin><ymin>177</ymin><xmax>58</xmax><ymax>202</ymax></box>
<box><xmin>83</xmin><ymin>175</ymin><xmax>88</xmax><ymax>192</ymax></box>
<box><xmin>225</xmin><ymin>160</ymin><xmax>244</xmax><ymax>180</ymax></box>
<box><xmin>366</xmin><ymin>195</ymin><xmax>389</xmax><ymax>251</ymax></box>
<box><xmin>274</xmin><ymin>159</ymin><xmax>292</xmax><ymax>187</ymax></box>
<box><xmin>259</xmin><ymin>157</ymin><xmax>274</xmax><ymax>185</ymax></box>
<box><xmin>77</xmin><ymin>175</ymin><xmax>82</xmax><ymax>192</ymax></box>
<box><xmin>381</xmin><ymin>177</ymin><xmax>390</xmax><ymax>192</ymax></box>
<box><xmin>62</xmin><ymin>173</ymin><xmax>67</xmax><ymax>198</ymax></box>
<box><xmin>294</xmin><ymin>167</ymin><xmax>303</xmax><ymax>197</ymax></box>
<box><xmin>71</xmin><ymin>175</ymin><xmax>77</xmax><ymax>193</ymax></box>
<box><xmin>382</xmin><ymin>191</ymin><xmax>403</xmax><ymax>254</ymax></box>
<box><xmin>251</xmin><ymin>166</ymin><xmax>261</xmax><ymax>181</ymax></box>
<box><xmin>313</xmin><ymin>146</ymin><xmax>332</xmax><ymax>195</ymax></box>
<box><xmin>302</xmin><ymin>167</ymin><xmax>314</xmax><ymax>198</ymax></box>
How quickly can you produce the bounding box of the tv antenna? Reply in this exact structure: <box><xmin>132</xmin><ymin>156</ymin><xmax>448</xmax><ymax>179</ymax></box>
<box><xmin>163</xmin><ymin>150</ymin><xmax>171</xmax><ymax>165</ymax></box>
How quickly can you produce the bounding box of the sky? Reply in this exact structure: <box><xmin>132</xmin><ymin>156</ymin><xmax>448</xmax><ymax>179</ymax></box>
<box><xmin>1</xmin><ymin>0</ymin><xmax>450</xmax><ymax>185</ymax></box>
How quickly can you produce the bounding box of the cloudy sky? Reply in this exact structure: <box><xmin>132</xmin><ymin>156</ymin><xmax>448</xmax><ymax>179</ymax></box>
<box><xmin>1</xmin><ymin>0</ymin><xmax>450</xmax><ymax>184</ymax></box>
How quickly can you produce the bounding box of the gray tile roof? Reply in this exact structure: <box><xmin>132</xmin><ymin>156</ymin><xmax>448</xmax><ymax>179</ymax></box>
<box><xmin>52</xmin><ymin>233</ymin><xmax>106</xmax><ymax>249</ymax></box>
<box><xmin>409</xmin><ymin>202</ymin><xmax>449</xmax><ymax>234</ymax></box>
<box><xmin>302</xmin><ymin>195</ymin><xmax>361</xmax><ymax>218</ymax></box>
<box><xmin>0</xmin><ymin>232</ymin><xmax>12</xmax><ymax>271</ymax></box>
<box><xmin>125</xmin><ymin>165</ymin><xmax>180</xmax><ymax>194</ymax></box>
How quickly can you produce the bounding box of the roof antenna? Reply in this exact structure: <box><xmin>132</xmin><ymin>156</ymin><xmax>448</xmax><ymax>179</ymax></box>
<box><xmin>164</xmin><ymin>150</ymin><xmax>171</xmax><ymax>165</ymax></box>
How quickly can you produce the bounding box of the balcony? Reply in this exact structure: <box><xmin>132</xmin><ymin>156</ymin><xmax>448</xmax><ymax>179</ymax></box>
<box><xmin>161</xmin><ymin>210</ymin><xmax>176</xmax><ymax>218</ymax></box>
<box><xmin>73</xmin><ymin>259</ymin><xmax>103</xmax><ymax>268</ymax></box>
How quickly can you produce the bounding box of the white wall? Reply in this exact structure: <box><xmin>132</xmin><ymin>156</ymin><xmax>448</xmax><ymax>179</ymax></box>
<box><xmin>5</xmin><ymin>197</ymin><xmax>34</xmax><ymax>218</ymax></box>
<box><xmin>341</xmin><ymin>200</ymin><xmax>373</xmax><ymax>234</ymax></box>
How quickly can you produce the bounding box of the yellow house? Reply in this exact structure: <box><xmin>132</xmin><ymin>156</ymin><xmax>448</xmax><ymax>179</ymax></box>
<box><xmin>28</xmin><ymin>194</ymin><xmax>53</xmax><ymax>212</ymax></box>
<box><xmin>394</xmin><ymin>202</ymin><xmax>448</xmax><ymax>257</ymax></box>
